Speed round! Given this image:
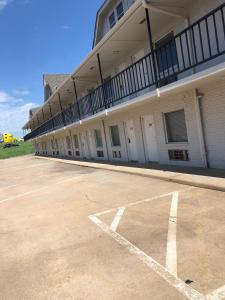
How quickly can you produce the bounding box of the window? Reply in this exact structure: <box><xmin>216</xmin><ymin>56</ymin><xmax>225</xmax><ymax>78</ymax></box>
<box><xmin>164</xmin><ymin>110</ymin><xmax>188</xmax><ymax>143</ymax></box>
<box><xmin>110</xmin><ymin>125</ymin><xmax>121</xmax><ymax>147</ymax></box>
<box><xmin>44</xmin><ymin>84</ymin><xmax>52</xmax><ymax>102</ymax></box>
<box><xmin>116</xmin><ymin>2</ymin><xmax>124</xmax><ymax>20</ymax></box>
<box><xmin>97</xmin><ymin>150</ymin><xmax>104</xmax><ymax>158</ymax></box>
<box><xmin>42</xmin><ymin>143</ymin><xmax>46</xmax><ymax>150</ymax></box>
<box><xmin>112</xmin><ymin>150</ymin><xmax>121</xmax><ymax>158</ymax></box>
<box><xmin>94</xmin><ymin>129</ymin><xmax>103</xmax><ymax>148</ymax></box>
<box><xmin>155</xmin><ymin>33</ymin><xmax>178</xmax><ymax>73</ymax></box>
<box><xmin>73</xmin><ymin>134</ymin><xmax>79</xmax><ymax>149</ymax></box>
<box><xmin>66</xmin><ymin>136</ymin><xmax>72</xmax><ymax>149</ymax></box>
<box><xmin>109</xmin><ymin>12</ymin><xmax>116</xmax><ymax>28</ymax></box>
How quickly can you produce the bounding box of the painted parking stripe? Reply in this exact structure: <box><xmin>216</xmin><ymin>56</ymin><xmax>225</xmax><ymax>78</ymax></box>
<box><xmin>0</xmin><ymin>185</ymin><xmax>17</xmax><ymax>191</ymax></box>
<box><xmin>89</xmin><ymin>188</ymin><xmax>225</xmax><ymax>300</ymax></box>
<box><xmin>166</xmin><ymin>192</ymin><xmax>179</xmax><ymax>277</ymax></box>
<box><xmin>110</xmin><ymin>207</ymin><xmax>125</xmax><ymax>232</ymax></box>
<box><xmin>0</xmin><ymin>175</ymin><xmax>87</xmax><ymax>205</ymax></box>
<box><xmin>0</xmin><ymin>162</ymin><xmax>52</xmax><ymax>173</ymax></box>
<box><xmin>89</xmin><ymin>214</ymin><xmax>205</xmax><ymax>300</ymax></box>
<box><xmin>207</xmin><ymin>285</ymin><xmax>225</xmax><ymax>299</ymax></box>
<box><xmin>0</xmin><ymin>172</ymin><xmax>64</xmax><ymax>192</ymax></box>
<box><xmin>94</xmin><ymin>187</ymin><xmax>193</xmax><ymax>217</ymax></box>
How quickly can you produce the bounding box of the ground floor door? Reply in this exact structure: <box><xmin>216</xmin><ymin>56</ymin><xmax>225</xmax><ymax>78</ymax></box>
<box><xmin>201</xmin><ymin>89</ymin><xmax>225</xmax><ymax>168</ymax></box>
<box><xmin>142</xmin><ymin>114</ymin><xmax>159</xmax><ymax>162</ymax></box>
<box><xmin>124</xmin><ymin>120</ymin><xmax>138</xmax><ymax>161</ymax></box>
<box><xmin>59</xmin><ymin>137</ymin><xmax>65</xmax><ymax>156</ymax></box>
<box><xmin>87</xmin><ymin>130</ymin><xmax>95</xmax><ymax>159</ymax></box>
<box><xmin>80</xmin><ymin>132</ymin><xmax>89</xmax><ymax>159</ymax></box>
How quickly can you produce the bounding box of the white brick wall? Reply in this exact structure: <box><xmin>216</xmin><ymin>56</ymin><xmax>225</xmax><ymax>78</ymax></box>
<box><xmin>200</xmin><ymin>80</ymin><xmax>225</xmax><ymax>168</ymax></box>
<box><xmin>36</xmin><ymin>78</ymin><xmax>225</xmax><ymax>169</ymax></box>
<box><xmin>37</xmin><ymin>86</ymin><xmax>208</xmax><ymax>168</ymax></box>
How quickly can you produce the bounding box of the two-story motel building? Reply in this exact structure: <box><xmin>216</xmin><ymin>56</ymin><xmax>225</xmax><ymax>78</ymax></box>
<box><xmin>23</xmin><ymin>0</ymin><xmax>225</xmax><ymax>169</ymax></box>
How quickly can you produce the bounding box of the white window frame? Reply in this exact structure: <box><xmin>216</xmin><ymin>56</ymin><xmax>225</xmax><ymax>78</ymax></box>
<box><xmin>109</xmin><ymin>11</ymin><xmax>116</xmax><ymax>29</ymax></box>
<box><xmin>116</xmin><ymin>2</ymin><xmax>124</xmax><ymax>20</ymax></box>
<box><xmin>94</xmin><ymin>129</ymin><xmax>103</xmax><ymax>149</ymax></box>
<box><xmin>66</xmin><ymin>136</ymin><xmax>72</xmax><ymax>150</ymax></box>
<box><xmin>108</xmin><ymin>1</ymin><xmax>125</xmax><ymax>30</ymax></box>
<box><xmin>73</xmin><ymin>134</ymin><xmax>79</xmax><ymax>149</ymax></box>
<box><xmin>110</xmin><ymin>124</ymin><xmax>121</xmax><ymax>148</ymax></box>
<box><xmin>163</xmin><ymin>109</ymin><xmax>189</xmax><ymax>145</ymax></box>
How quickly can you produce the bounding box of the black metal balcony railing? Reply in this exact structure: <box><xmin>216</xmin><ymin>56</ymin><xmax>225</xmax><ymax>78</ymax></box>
<box><xmin>24</xmin><ymin>3</ymin><xmax>225</xmax><ymax>142</ymax></box>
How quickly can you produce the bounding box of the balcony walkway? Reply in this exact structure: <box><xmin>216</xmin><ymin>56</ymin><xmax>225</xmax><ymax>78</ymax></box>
<box><xmin>24</xmin><ymin>2</ymin><xmax>225</xmax><ymax>141</ymax></box>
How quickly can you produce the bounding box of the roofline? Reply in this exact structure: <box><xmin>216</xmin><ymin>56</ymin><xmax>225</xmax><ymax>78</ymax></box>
<box><xmin>23</xmin><ymin>0</ymin><xmax>142</xmax><ymax>129</ymax></box>
<box><xmin>92</xmin><ymin>0</ymin><xmax>109</xmax><ymax>49</ymax></box>
<box><xmin>43</xmin><ymin>73</ymin><xmax>70</xmax><ymax>84</ymax></box>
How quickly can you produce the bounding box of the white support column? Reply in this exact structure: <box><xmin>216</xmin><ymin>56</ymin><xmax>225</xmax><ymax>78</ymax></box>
<box><xmin>69</xmin><ymin>129</ymin><xmax>75</xmax><ymax>158</ymax></box>
<box><xmin>193</xmin><ymin>89</ymin><xmax>208</xmax><ymax>168</ymax></box>
<box><xmin>102</xmin><ymin>120</ymin><xmax>110</xmax><ymax>161</ymax></box>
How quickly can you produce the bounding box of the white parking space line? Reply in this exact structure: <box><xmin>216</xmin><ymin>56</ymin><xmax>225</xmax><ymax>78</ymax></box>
<box><xmin>110</xmin><ymin>207</ymin><xmax>125</xmax><ymax>232</ymax></box>
<box><xmin>89</xmin><ymin>187</ymin><xmax>225</xmax><ymax>300</ymax></box>
<box><xmin>0</xmin><ymin>172</ymin><xmax>66</xmax><ymax>192</ymax></box>
<box><xmin>0</xmin><ymin>163</ymin><xmax>51</xmax><ymax>173</ymax></box>
<box><xmin>0</xmin><ymin>185</ymin><xmax>17</xmax><ymax>191</ymax></box>
<box><xmin>89</xmin><ymin>214</ymin><xmax>205</xmax><ymax>300</ymax></box>
<box><xmin>94</xmin><ymin>187</ymin><xmax>193</xmax><ymax>217</ymax></box>
<box><xmin>0</xmin><ymin>175</ymin><xmax>86</xmax><ymax>205</ymax></box>
<box><xmin>166</xmin><ymin>192</ymin><xmax>179</xmax><ymax>277</ymax></box>
<box><xmin>207</xmin><ymin>285</ymin><xmax>225</xmax><ymax>299</ymax></box>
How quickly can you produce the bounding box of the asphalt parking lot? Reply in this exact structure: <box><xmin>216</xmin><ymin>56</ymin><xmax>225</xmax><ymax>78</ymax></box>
<box><xmin>0</xmin><ymin>155</ymin><xmax>225</xmax><ymax>300</ymax></box>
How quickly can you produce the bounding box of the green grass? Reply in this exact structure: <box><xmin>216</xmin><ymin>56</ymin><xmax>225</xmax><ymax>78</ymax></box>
<box><xmin>0</xmin><ymin>142</ymin><xmax>35</xmax><ymax>159</ymax></box>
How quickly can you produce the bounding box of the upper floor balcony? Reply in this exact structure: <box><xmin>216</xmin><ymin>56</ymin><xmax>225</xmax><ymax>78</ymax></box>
<box><xmin>23</xmin><ymin>0</ymin><xmax>225</xmax><ymax>141</ymax></box>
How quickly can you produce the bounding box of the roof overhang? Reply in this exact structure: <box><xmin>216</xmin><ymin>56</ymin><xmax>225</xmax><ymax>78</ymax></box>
<box><xmin>31</xmin><ymin>62</ymin><xmax>225</xmax><ymax>141</ymax></box>
<box><xmin>23</xmin><ymin>0</ymin><xmax>194</xmax><ymax>130</ymax></box>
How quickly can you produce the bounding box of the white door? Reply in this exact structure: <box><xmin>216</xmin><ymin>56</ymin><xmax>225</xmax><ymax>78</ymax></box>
<box><xmin>80</xmin><ymin>132</ymin><xmax>89</xmax><ymax>159</ymax></box>
<box><xmin>142</xmin><ymin>115</ymin><xmax>159</xmax><ymax>162</ymax></box>
<box><xmin>87</xmin><ymin>130</ymin><xmax>95</xmax><ymax>158</ymax></box>
<box><xmin>125</xmin><ymin>120</ymin><xmax>138</xmax><ymax>161</ymax></box>
<box><xmin>201</xmin><ymin>93</ymin><xmax>225</xmax><ymax>168</ymax></box>
<box><xmin>60</xmin><ymin>137</ymin><xmax>65</xmax><ymax>156</ymax></box>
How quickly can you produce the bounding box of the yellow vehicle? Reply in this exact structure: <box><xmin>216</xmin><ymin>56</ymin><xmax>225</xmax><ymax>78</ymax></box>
<box><xmin>1</xmin><ymin>133</ymin><xmax>18</xmax><ymax>144</ymax></box>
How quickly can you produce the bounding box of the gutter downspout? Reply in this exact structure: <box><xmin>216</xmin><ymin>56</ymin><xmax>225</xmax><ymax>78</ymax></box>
<box><xmin>193</xmin><ymin>89</ymin><xmax>209</xmax><ymax>168</ymax></box>
<box><xmin>102</xmin><ymin>119</ymin><xmax>110</xmax><ymax>161</ymax></box>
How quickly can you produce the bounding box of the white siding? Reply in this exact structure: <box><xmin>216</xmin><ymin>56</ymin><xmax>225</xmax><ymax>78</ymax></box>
<box><xmin>200</xmin><ymin>81</ymin><xmax>225</xmax><ymax>168</ymax></box>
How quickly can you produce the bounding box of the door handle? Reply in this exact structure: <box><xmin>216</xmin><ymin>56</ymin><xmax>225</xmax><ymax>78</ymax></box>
<box><xmin>128</xmin><ymin>138</ymin><xmax>131</xmax><ymax>143</ymax></box>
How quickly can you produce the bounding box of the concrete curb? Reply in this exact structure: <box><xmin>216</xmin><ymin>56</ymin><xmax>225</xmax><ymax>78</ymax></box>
<box><xmin>35</xmin><ymin>156</ymin><xmax>225</xmax><ymax>192</ymax></box>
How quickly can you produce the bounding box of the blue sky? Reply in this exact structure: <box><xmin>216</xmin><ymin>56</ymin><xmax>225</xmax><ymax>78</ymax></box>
<box><xmin>0</xmin><ymin>0</ymin><xmax>103</xmax><ymax>137</ymax></box>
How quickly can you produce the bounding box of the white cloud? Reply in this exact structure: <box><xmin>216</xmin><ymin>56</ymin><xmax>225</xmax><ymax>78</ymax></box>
<box><xmin>61</xmin><ymin>25</ymin><xmax>70</xmax><ymax>30</ymax></box>
<box><xmin>0</xmin><ymin>90</ymin><xmax>38</xmax><ymax>137</ymax></box>
<box><xmin>0</xmin><ymin>102</ymin><xmax>37</xmax><ymax>137</ymax></box>
<box><xmin>0</xmin><ymin>0</ymin><xmax>12</xmax><ymax>10</ymax></box>
<box><xmin>0</xmin><ymin>89</ymin><xmax>24</xmax><ymax>104</ymax></box>
<box><xmin>12</xmin><ymin>89</ymin><xmax>30</xmax><ymax>97</ymax></box>
<box><xmin>0</xmin><ymin>90</ymin><xmax>12</xmax><ymax>103</ymax></box>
